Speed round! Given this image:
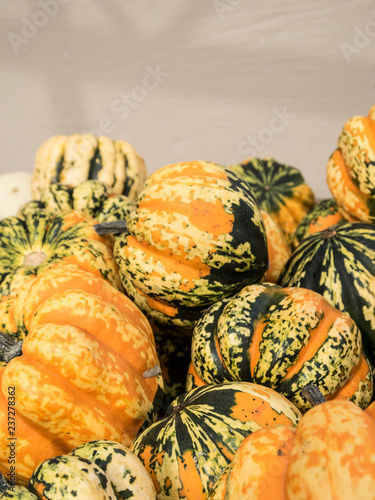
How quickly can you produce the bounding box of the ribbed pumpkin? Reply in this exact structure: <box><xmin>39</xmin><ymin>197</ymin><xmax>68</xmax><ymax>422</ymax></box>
<box><xmin>19</xmin><ymin>180</ymin><xmax>134</xmax><ymax>224</ymax></box>
<box><xmin>278</xmin><ymin>222</ymin><xmax>375</xmax><ymax>363</ymax></box>
<box><xmin>208</xmin><ymin>389</ymin><xmax>375</xmax><ymax>500</ymax></box>
<box><xmin>105</xmin><ymin>161</ymin><xmax>268</xmax><ymax>328</ymax></box>
<box><xmin>189</xmin><ymin>283</ymin><xmax>373</xmax><ymax>412</ymax></box>
<box><xmin>261</xmin><ymin>209</ymin><xmax>291</xmax><ymax>283</ymax></box>
<box><xmin>131</xmin><ymin>382</ymin><xmax>301</xmax><ymax>500</ymax></box>
<box><xmin>229</xmin><ymin>157</ymin><xmax>315</xmax><ymax>244</ymax></box>
<box><xmin>31</xmin><ymin>133</ymin><xmax>147</xmax><ymax>201</ymax></box>
<box><xmin>0</xmin><ymin>209</ymin><xmax>122</xmax><ymax>298</ymax></box>
<box><xmin>0</xmin><ymin>440</ymin><xmax>157</xmax><ymax>499</ymax></box>
<box><xmin>326</xmin><ymin>103</ymin><xmax>375</xmax><ymax>223</ymax></box>
<box><xmin>291</xmin><ymin>198</ymin><xmax>346</xmax><ymax>250</ymax></box>
<box><xmin>0</xmin><ymin>264</ymin><xmax>163</xmax><ymax>484</ymax></box>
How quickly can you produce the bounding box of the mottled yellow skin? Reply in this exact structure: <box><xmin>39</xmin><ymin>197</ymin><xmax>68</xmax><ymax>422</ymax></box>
<box><xmin>261</xmin><ymin>209</ymin><xmax>291</xmax><ymax>283</ymax></box>
<box><xmin>31</xmin><ymin>134</ymin><xmax>147</xmax><ymax>201</ymax></box>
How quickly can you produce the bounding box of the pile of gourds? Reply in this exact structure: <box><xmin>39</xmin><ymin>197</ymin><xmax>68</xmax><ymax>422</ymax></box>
<box><xmin>0</xmin><ymin>105</ymin><xmax>374</xmax><ymax>499</ymax></box>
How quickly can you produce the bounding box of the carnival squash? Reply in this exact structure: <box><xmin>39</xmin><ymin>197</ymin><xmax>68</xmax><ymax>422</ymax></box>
<box><xmin>31</xmin><ymin>133</ymin><xmax>147</xmax><ymax>201</ymax></box>
<box><xmin>0</xmin><ymin>209</ymin><xmax>121</xmax><ymax>298</ymax></box>
<box><xmin>208</xmin><ymin>387</ymin><xmax>375</xmax><ymax>499</ymax></box>
<box><xmin>98</xmin><ymin>161</ymin><xmax>268</xmax><ymax>328</ymax></box>
<box><xmin>261</xmin><ymin>209</ymin><xmax>291</xmax><ymax>283</ymax></box>
<box><xmin>0</xmin><ymin>264</ymin><xmax>163</xmax><ymax>484</ymax></box>
<box><xmin>291</xmin><ymin>198</ymin><xmax>346</xmax><ymax>250</ymax></box>
<box><xmin>278</xmin><ymin>221</ymin><xmax>375</xmax><ymax>363</ymax></box>
<box><xmin>229</xmin><ymin>157</ymin><xmax>315</xmax><ymax>244</ymax></box>
<box><xmin>0</xmin><ymin>440</ymin><xmax>157</xmax><ymax>499</ymax></box>
<box><xmin>189</xmin><ymin>282</ymin><xmax>373</xmax><ymax>412</ymax></box>
<box><xmin>19</xmin><ymin>180</ymin><xmax>134</xmax><ymax>224</ymax></box>
<box><xmin>326</xmin><ymin>103</ymin><xmax>375</xmax><ymax>223</ymax></box>
<box><xmin>131</xmin><ymin>382</ymin><xmax>301</xmax><ymax>500</ymax></box>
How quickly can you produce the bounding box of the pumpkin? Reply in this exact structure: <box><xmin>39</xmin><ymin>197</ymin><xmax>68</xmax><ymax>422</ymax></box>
<box><xmin>31</xmin><ymin>133</ymin><xmax>147</xmax><ymax>201</ymax></box>
<box><xmin>229</xmin><ymin>157</ymin><xmax>315</xmax><ymax>244</ymax></box>
<box><xmin>0</xmin><ymin>209</ymin><xmax>122</xmax><ymax>298</ymax></box>
<box><xmin>291</xmin><ymin>198</ymin><xmax>346</xmax><ymax>250</ymax></box>
<box><xmin>19</xmin><ymin>180</ymin><xmax>134</xmax><ymax>224</ymax></box>
<box><xmin>278</xmin><ymin>222</ymin><xmax>375</xmax><ymax>363</ymax></box>
<box><xmin>0</xmin><ymin>264</ymin><xmax>163</xmax><ymax>484</ymax></box>
<box><xmin>131</xmin><ymin>381</ymin><xmax>301</xmax><ymax>500</ymax></box>
<box><xmin>95</xmin><ymin>161</ymin><xmax>268</xmax><ymax>328</ymax></box>
<box><xmin>260</xmin><ymin>209</ymin><xmax>291</xmax><ymax>283</ymax></box>
<box><xmin>0</xmin><ymin>172</ymin><xmax>32</xmax><ymax>219</ymax></box>
<box><xmin>0</xmin><ymin>440</ymin><xmax>157</xmax><ymax>499</ymax></box>
<box><xmin>208</xmin><ymin>386</ymin><xmax>375</xmax><ymax>500</ymax></box>
<box><xmin>189</xmin><ymin>282</ymin><xmax>373</xmax><ymax>412</ymax></box>
<box><xmin>326</xmin><ymin>103</ymin><xmax>375</xmax><ymax>223</ymax></box>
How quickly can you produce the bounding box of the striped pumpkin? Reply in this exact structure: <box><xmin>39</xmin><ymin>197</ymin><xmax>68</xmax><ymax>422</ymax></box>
<box><xmin>190</xmin><ymin>283</ymin><xmax>373</xmax><ymax>411</ymax></box>
<box><xmin>0</xmin><ymin>440</ymin><xmax>157</xmax><ymax>499</ymax></box>
<box><xmin>208</xmin><ymin>397</ymin><xmax>375</xmax><ymax>500</ymax></box>
<box><xmin>291</xmin><ymin>198</ymin><xmax>346</xmax><ymax>250</ymax></box>
<box><xmin>327</xmin><ymin>104</ymin><xmax>375</xmax><ymax>223</ymax></box>
<box><xmin>0</xmin><ymin>265</ymin><xmax>163</xmax><ymax>484</ymax></box>
<box><xmin>111</xmin><ymin>161</ymin><xmax>268</xmax><ymax>328</ymax></box>
<box><xmin>229</xmin><ymin>157</ymin><xmax>315</xmax><ymax>244</ymax></box>
<box><xmin>19</xmin><ymin>180</ymin><xmax>134</xmax><ymax>224</ymax></box>
<box><xmin>131</xmin><ymin>382</ymin><xmax>301</xmax><ymax>500</ymax></box>
<box><xmin>0</xmin><ymin>209</ymin><xmax>122</xmax><ymax>298</ymax></box>
<box><xmin>31</xmin><ymin>134</ymin><xmax>147</xmax><ymax>201</ymax></box>
<box><xmin>278</xmin><ymin>222</ymin><xmax>375</xmax><ymax>363</ymax></box>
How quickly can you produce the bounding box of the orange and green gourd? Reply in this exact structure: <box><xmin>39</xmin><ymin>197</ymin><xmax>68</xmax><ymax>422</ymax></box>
<box><xmin>189</xmin><ymin>282</ymin><xmax>373</xmax><ymax>412</ymax></box>
<box><xmin>208</xmin><ymin>386</ymin><xmax>375</xmax><ymax>500</ymax></box>
<box><xmin>229</xmin><ymin>157</ymin><xmax>315</xmax><ymax>245</ymax></box>
<box><xmin>19</xmin><ymin>180</ymin><xmax>135</xmax><ymax>224</ymax></box>
<box><xmin>131</xmin><ymin>381</ymin><xmax>301</xmax><ymax>500</ymax></box>
<box><xmin>327</xmin><ymin>103</ymin><xmax>375</xmax><ymax>223</ymax></box>
<box><xmin>0</xmin><ymin>209</ymin><xmax>122</xmax><ymax>298</ymax></box>
<box><xmin>0</xmin><ymin>439</ymin><xmax>157</xmax><ymax>499</ymax></box>
<box><xmin>0</xmin><ymin>264</ymin><xmax>163</xmax><ymax>485</ymax></box>
<box><xmin>31</xmin><ymin>133</ymin><xmax>147</xmax><ymax>201</ymax></box>
<box><xmin>290</xmin><ymin>198</ymin><xmax>346</xmax><ymax>250</ymax></box>
<box><xmin>278</xmin><ymin>221</ymin><xmax>375</xmax><ymax>363</ymax></box>
<box><xmin>101</xmin><ymin>161</ymin><xmax>268</xmax><ymax>328</ymax></box>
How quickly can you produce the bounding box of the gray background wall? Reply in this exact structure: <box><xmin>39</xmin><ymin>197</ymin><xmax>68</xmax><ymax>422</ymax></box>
<box><xmin>1</xmin><ymin>0</ymin><xmax>375</xmax><ymax>200</ymax></box>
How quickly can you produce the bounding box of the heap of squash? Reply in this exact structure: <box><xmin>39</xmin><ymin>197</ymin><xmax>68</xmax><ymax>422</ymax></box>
<box><xmin>0</xmin><ymin>106</ymin><xmax>374</xmax><ymax>499</ymax></box>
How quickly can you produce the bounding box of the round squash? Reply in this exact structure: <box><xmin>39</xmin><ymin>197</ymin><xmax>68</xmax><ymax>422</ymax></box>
<box><xmin>0</xmin><ymin>171</ymin><xmax>32</xmax><ymax>219</ymax></box>
<box><xmin>278</xmin><ymin>222</ymin><xmax>375</xmax><ymax>363</ymax></box>
<box><xmin>19</xmin><ymin>180</ymin><xmax>134</xmax><ymax>224</ymax></box>
<box><xmin>208</xmin><ymin>389</ymin><xmax>375</xmax><ymax>499</ymax></box>
<box><xmin>326</xmin><ymin>103</ymin><xmax>375</xmax><ymax>223</ymax></box>
<box><xmin>0</xmin><ymin>440</ymin><xmax>157</xmax><ymax>499</ymax></box>
<box><xmin>31</xmin><ymin>133</ymin><xmax>147</xmax><ymax>201</ymax></box>
<box><xmin>229</xmin><ymin>157</ymin><xmax>315</xmax><ymax>245</ymax></box>
<box><xmin>0</xmin><ymin>264</ymin><xmax>163</xmax><ymax>484</ymax></box>
<box><xmin>189</xmin><ymin>282</ymin><xmax>373</xmax><ymax>412</ymax></box>
<box><xmin>105</xmin><ymin>161</ymin><xmax>268</xmax><ymax>328</ymax></box>
<box><xmin>0</xmin><ymin>209</ymin><xmax>122</xmax><ymax>298</ymax></box>
<box><xmin>131</xmin><ymin>381</ymin><xmax>301</xmax><ymax>500</ymax></box>
<box><xmin>291</xmin><ymin>198</ymin><xmax>346</xmax><ymax>250</ymax></box>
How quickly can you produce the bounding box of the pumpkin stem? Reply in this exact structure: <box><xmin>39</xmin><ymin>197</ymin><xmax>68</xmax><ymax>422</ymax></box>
<box><xmin>0</xmin><ymin>471</ymin><xmax>9</xmax><ymax>493</ymax></box>
<box><xmin>143</xmin><ymin>364</ymin><xmax>161</xmax><ymax>378</ymax></box>
<box><xmin>93</xmin><ymin>220</ymin><xmax>127</xmax><ymax>235</ymax></box>
<box><xmin>0</xmin><ymin>332</ymin><xmax>23</xmax><ymax>363</ymax></box>
<box><xmin>302</xmin><ymin>384</ymin><xmax>327</xmax><ymax>407</ymax></box>
<box><xmin>322</xmin><ymin>228</ymin><xmax>337</xmax><ymax>239</ymax></box>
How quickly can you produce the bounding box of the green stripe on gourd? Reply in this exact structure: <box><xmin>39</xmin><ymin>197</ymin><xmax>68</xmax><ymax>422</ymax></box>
<box><xmin>278</xmin><ymin>222</ymin><xmax>375</xmax><ymax>362</ymax></box>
